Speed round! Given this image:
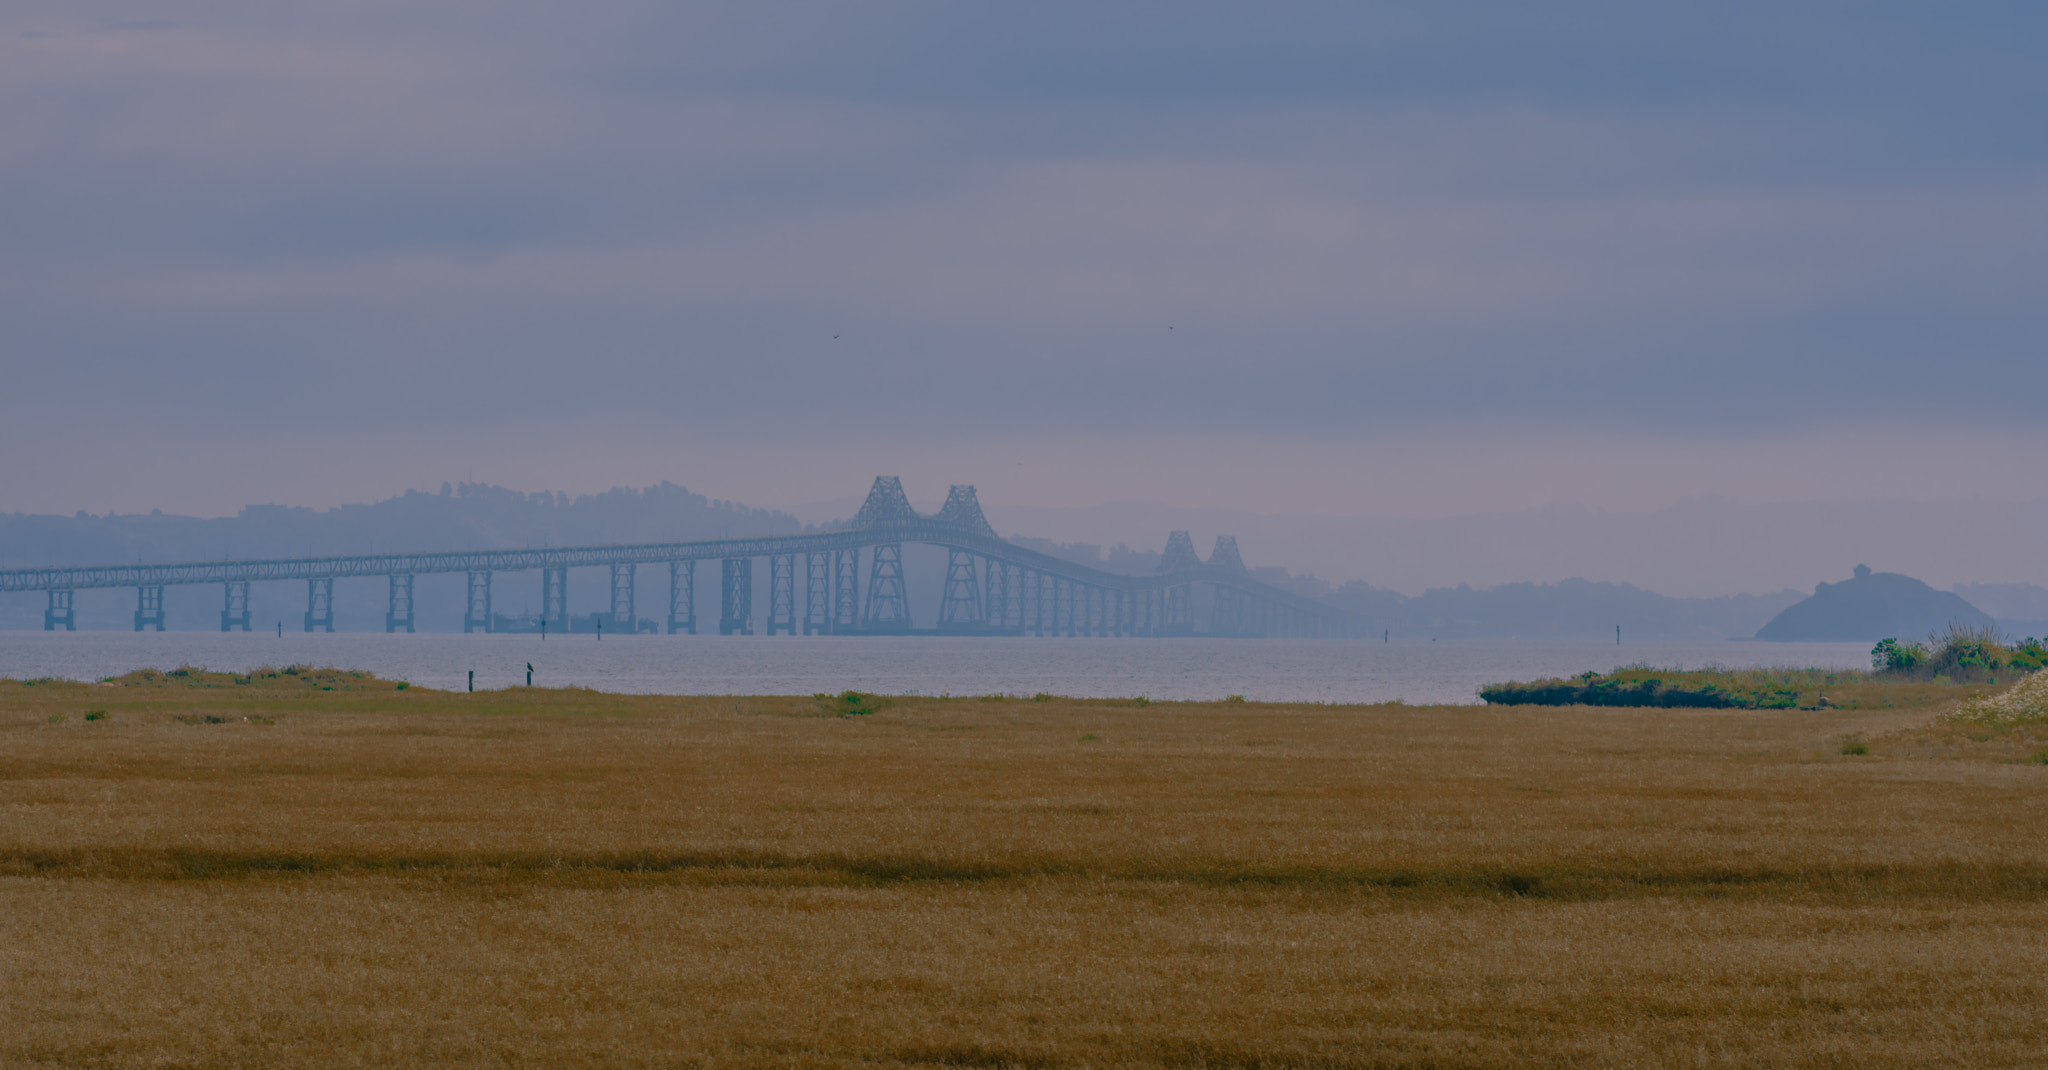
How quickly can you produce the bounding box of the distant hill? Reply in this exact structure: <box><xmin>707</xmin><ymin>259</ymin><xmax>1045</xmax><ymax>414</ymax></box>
<box><xmin>1323</xmin><ymin>578</ymin><xmax>1803</xmax><ymax>641</ymax></box>
<box><xmin>1756</xmin><ymin>566</ymin><xmax>1993</xmax><ymax>641</ymax></box>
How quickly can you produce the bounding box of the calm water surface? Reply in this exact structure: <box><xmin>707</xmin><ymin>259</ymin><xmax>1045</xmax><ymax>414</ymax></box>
<box><xmin>0</xmin><ymin>632</ymin><xmax>1874</xmax><ymax>705</ymax></box>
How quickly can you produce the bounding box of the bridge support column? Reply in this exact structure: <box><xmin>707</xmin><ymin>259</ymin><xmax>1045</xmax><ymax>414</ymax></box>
<box><xmin>134</xmin><ymin>585</ymin><xmax>165</xmax><ymax>631</ymax></box>
<box><xmin>384</xmin><ymin>575</ymin><xmax>414</xmax><ymax>633</ymax></box>
<box><xmin>464</xmin><ymin>571</ymin><xmax>492</xmax><ymax>633</ymax></box>
<box><xmin>803</xmin><ymin>552</ymin><xmax>830</xmax><ymax>634</ymax></box>
<box><xmin>1209</xmin><ymin>587</ymin><xmax>1242</xmax><ymax>637</ymax></box>
<box><xmin>541</xmin><ymin>568</ymin><xmax>568</xmax><ymax>632</ymax></box>
<box><xmin>610</xmin><ymin>563</ymin><xmax>636</xmax><ymax>631</ymax></box>
<box><xmin>766</xmin><ymin>554</ymin><xmax>796</xmax><ymax>635</ymax></box>
<box><xmin>831</xmin><ymin>549</ymin><xmax>859</xmax><ymax>633</ymax></box>
<box><xmin>1054</xmin><ymin>578</ymin><xmax>1073</xmax><ymax>637</ymax></box>
<box><xmin>1166</xmin><ymin>584</ymin><xmax>1192</xmax><ymax>635</ymax></box>
<box><xmin>222</xmin><ymin>581</ymin><xmax>252</xmax><ymax>632</ymax></box>
<box><xmin>1029</xmin><ymin>571</ymin><xmax>1049</xmax><ymax>637</ymax></box>
<box><xmin>982</xmin><ymin>560</ymin><xmax>1006</xmax><ymax>631</ymax></box>
<box><xmin>668</xmin><ymin>561</ymin><xmax>696</xmax><ymax>634</ymax></box>
<box><xmin>720</xmin><ymin>557</ymin><xmax>753</xmax><ymax>635</ymax></box>
<box><xmin>304</xmin><ymin>577</ymin><xmax>334</xmax><ymax>632</ymax></box>
<box><xmin>44</xmin><ymin>589</ymin><xmax>75</xmax><ymax>631</ymax></box>
<box><xmin>937</xmin><ymin>549</ymin><xmax>982</xmax><ymax>630</ymax></box>
<box><xmin>863</xmin><ymin>544</ymin><xmax>909</xmax><ymax>631</ymax></box>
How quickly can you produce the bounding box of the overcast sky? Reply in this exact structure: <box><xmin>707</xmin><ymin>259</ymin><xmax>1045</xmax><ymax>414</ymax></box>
<box><xmin>6</xmin><ymin>2</ymin><xmax>2046</xmax><ymax>522</ymax></box>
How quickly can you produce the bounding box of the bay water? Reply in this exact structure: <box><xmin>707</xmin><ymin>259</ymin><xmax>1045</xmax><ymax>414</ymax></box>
<box><xmin>0</xmin><ymin>632</ymin><xmax>1874</xmax><ymax>705</ymax></box>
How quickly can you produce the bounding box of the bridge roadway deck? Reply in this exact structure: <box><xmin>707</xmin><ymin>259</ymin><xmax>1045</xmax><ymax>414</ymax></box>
<box><xmin>0</xmin><ymin>521</ymin><xmax>1343</xmax><ymax>622</ymax></box>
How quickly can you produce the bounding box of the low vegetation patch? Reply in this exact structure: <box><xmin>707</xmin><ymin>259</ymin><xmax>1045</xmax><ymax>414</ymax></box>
<box><xmin>1483</xmin><ymin>671</ymin><xmax>1753</xmax><ymax>708</ymax></box>
<box><xmin>814</xmin><ymin>690</ymin><xmax>882</xmax><ymax>717</ymax></box>
<box><xmin>1481</xmin><ymin>665</ymin><xmax>1969</xmax><ymax>710</ymax></box>
<box><xmin>103</xmin><ymin>665</ymin><xmax>404</xmax><ymax>693</ymax></box>
<box><xmin>1945</xmin><ymin>669</ymin><xmax>2048</xmax><ymax>728</ymax></box>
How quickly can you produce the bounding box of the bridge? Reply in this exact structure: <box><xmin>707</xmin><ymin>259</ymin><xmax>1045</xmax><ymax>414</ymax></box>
<box><xmin>2</xmin><ymin>478</ymin><xmax>1353</xmax><ymax>637</ymax></box>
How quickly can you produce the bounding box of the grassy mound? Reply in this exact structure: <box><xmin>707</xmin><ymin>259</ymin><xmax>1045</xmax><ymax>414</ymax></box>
<box><xmin>105</xmin><ymin>665</ymin><xmax>409</xmax><ymax>692</ymax></box>
<box><xmin>1481</xmin><ymin>672</ymin><xmax>1747</xmax><ymax>708</ymax></box>
<box><xmin>1482</xmin><ymin>666</ymin><xmax>1965</xmax><ymax>710</ymax></box>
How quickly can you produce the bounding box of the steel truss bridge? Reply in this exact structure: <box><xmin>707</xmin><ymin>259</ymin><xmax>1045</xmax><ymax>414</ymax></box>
<box><xmin>3</xmin><ymin>478</ymin><xmax>1353</xmax><ymax>638</ymax></box>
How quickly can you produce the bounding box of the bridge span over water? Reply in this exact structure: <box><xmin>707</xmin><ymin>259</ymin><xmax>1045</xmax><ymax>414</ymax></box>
<box><xmin>3</xmin><ymin>478</ymin><xmax>1353</xmax><ymax>638</ymax></box>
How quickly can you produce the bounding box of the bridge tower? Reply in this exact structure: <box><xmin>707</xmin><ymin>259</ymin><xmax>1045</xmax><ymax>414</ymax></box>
<box><xmin>934</xmin><ymin>485</ymin><xmax>998</xmax><ymax>535</ymax></box>
<box><xmin>134</xmin><ymin>585</ymin><xmax>165</xmax><ymax>631</ymax></box>
<box><xmin>1202</xmin><ymin>539</ymin><xmax>1246</xmax><ymax>636</ymax></box>
<box><xmin>1158</xmin><ymin>530</ymin><xmax>1201</xmax><ymax>573</ymax></box>
<box><xmin>223</xmin><ymin>581</ymin><xmax>252</xmax><ymax>632</ymax></box>
<box><xmin>304</xmin><ymin>577</ymin><xmax>334</xmax><ymax>632</ymax></box>
<box><xmin>803</xmin><ymin>552</ymin><xmax>831</xmax><ymax>635</ymax></box>
<box><xmin>1158</xmin><ymin>530</ymin><xmax>1200</xmax><ymax>635</ymax></box>
<box><xmin>541</xmin><ymin>568</ymin><xmax>568</xmax><ymax>630</ymax></box>
<box><xmin>1209</xmin><ymin>536</ymin><xmax>1245</xmax><ymax>573</ymax></box>
<box><xmin>720</xmin><ymin>558</ymin><xmax>753</xmax><ymax>635</ymax></box>
<box><xmin>937</xmin><ymin>549</ymin><xmax>983</xmax><ymax>629</ymax></box>
<box><xmin>464</xmin><ymin>571</ymin><xmax>492</xmax><ymax>633</ymax></box>
<box><xmin>44</xmin><ymin>590</ymin><xmax>74</xmax><ymax>631</ymax></box>
<box><xmin>863</xmin><ymin>544</ymin><xmax>910</xmax><ymax>630</ymax></box>
<box><xmin>610</xmin><ymin>564</ymin><xmax>637</xmax><ymax>631</ymax></box>
<box><xmin>384</xmin><ymin>575</ymin><xmax>413</xmax><ymax>633</ymax></box>
<box><xmin>767</xmin><ymin>554</ymin><xmax>797</xmax><ymax>635</ymax></box>
<box><xmin>667</xmin><ymin>560</ymin><xmax>696</xmax><ymax>634</ymax></box>
<box><xmin>831</xmin><ymin>549</ymin><xmax>860</xmax><ymax>633</ymax></box>
<box><xmin>853</xmin><ymin>476</ymin><xmax>919</xmax><ymax>527</ymax></box>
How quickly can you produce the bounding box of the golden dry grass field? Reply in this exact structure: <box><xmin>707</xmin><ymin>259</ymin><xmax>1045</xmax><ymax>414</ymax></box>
<box><xmin>4</xmin><ymin>669</ymin><xmax>2048</xmax><ymax>1068</ymax></box>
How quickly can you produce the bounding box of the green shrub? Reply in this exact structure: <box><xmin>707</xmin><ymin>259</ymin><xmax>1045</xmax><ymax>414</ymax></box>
<box><xmin>817</xmin><ymin>690</ymin><xmax>880</xmax><ymax>717</ymax></box>
<box><xmin>1876</xmin><ymin>625</ymin><xmax>2048</xmax><ymax>682</ymax></box>
<box><xmin>1032</xmin><ymin>692</ymin><xmax>1055</xmax><ymax>703</ymax></box>
<box><xmin>1839</xmin><ymin>740</ymin><xmax>1869</xmax><ymax>756</ymax></box>
<box><xmin>1872</xmin><ymin>638</ymin><xmax>1928</xmax><ymax>673</ymax></box>
<box><xmin>1223</xmin><ymin>694</ymin><xmax>1248</xmax><ymax>704</ymax></box>
<box><xmin>83</xmin><ymin>710</ymin><xmax>108</xmax><ymax>722</ymax></box>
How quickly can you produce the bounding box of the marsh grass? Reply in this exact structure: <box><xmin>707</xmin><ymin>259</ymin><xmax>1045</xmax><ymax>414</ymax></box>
<box><xmin>1485</xmin><ymin>664</ymin><xmax>1975</xmax><ymax>709</ymax></box>
<box><xmin>4</xmin><ymin>671</ymin><xmax>2047</xmax><ymax>1067</ymax></box>
<box><xmin>1874</xmin><ymin>624</ymin><xmax>2048</xmax><ymax>682</ymax></box>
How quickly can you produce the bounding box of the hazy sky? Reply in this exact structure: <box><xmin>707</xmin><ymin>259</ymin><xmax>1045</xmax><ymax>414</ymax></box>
<box><xmin>6</xmin><ymin>2</ymin><xmax>2046</xmax><ymax>521</ymax></box>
